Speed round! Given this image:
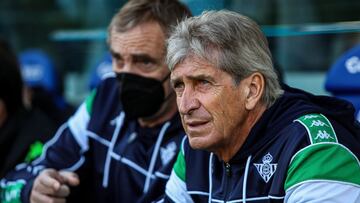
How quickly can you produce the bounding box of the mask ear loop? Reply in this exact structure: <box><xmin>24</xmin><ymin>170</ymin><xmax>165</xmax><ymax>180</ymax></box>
<box><xmin>163</xmin><ymin>90</ymin><xmax>175</xmax><ymax>102</ymax></box>
<box><xmin>161</xmin><ymin>73</ymin><xmax>173</xmax><ymax>102</ymax></box>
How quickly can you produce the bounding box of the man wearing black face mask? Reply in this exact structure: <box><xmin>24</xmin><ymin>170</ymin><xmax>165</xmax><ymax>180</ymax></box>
<box><xmin>116</xmin><ymin>73</ymin><xmax>171</xmax><ymax>120</ymax></box>
<box><xmin>0</xmin><ymin>1</ymin><xmax>191</xmax><ymax>203</ymax></box>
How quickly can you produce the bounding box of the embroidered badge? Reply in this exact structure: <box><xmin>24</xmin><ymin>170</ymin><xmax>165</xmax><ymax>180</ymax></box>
<box><xmin>160</xmin><ymin>141</ymin><xmax>177</xmax><ymax>165</ymax></box>
<box><xmin>254</xmin><ymin>153</ymin><xmax>277</xmax><ymax>183</ymax></box>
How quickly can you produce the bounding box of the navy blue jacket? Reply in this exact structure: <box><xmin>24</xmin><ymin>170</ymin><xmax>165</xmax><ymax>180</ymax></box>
<box><xmin>0</xmin><ymin>75</ymin><xmax>185</xmax><ymax>203</ymax></box>
<box><xmin>164</xmin><ymin>85</ymin><xmax>360</xmax><ymax>203</ymax></box>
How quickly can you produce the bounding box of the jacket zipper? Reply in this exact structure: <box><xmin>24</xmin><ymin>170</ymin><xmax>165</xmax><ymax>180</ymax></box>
<box><xmin>223</xmin><ymin>162</ymin><xmax>232</xmax><ymax>202</ymax></box>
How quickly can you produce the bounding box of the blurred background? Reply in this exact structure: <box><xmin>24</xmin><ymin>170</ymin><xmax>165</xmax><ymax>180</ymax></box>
<box><xmin>1</xmin><ymin>0</ymin><xmax>360</xmax><ymax>107</ymax></box>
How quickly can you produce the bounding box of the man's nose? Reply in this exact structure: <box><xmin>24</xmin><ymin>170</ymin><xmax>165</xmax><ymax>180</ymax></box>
<box><xmin>178</xmin><ymin>88</ymin><xmax>200</xmax><ymax>115</ymax></box>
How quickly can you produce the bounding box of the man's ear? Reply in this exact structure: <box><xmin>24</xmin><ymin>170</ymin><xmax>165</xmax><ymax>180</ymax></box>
<box><xmin>244</xmin><ymin>72</ymin><xmax>264</xmax><ymax>110</ymax></box>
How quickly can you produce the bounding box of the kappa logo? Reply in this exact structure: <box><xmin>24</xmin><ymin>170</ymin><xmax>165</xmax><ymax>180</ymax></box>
<box><xmin>160</xmin><ymin>142</ymin><xmax>177</xmax><ymax>166</ymax></box>
<box><xmin>315</xmin><ymin>130</ymin><xmax>334</xmax><ymax>140</ymax></box>
<box><xmin>310</xmin><ymin>120</ymin><xmax>329</xmax><ymax>127</ymax></box>
<box><xmin>254</xmin><ymin>153</ymin><xmax>277</xmax><ymax>183</ymax></box>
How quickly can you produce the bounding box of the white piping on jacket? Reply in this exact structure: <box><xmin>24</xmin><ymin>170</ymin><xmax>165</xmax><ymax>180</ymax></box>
<box><xmin>143</xmin><ymin>121</ymin><xmax>171</xmax><ymax>193</ymax></box>
<box><xmin>206</xmin><ymin>154</ymin><xmax>252</xmax><ymax>203</ymax></box>
<box><xmin>208</xmin><ymin>153</ymin><xmax>214</xmax><ymax>203</ymax></box>
<box><xmin>102</xmin><ymin>112</ymin><xmax>125</xmax><ymax>188</ymax></box>
<box><xmin>242</xmin><ymin>155</ymin><xmax>252</xmax><ymax>203</ymax></box>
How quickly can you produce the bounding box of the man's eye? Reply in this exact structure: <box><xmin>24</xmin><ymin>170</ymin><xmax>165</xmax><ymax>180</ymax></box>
<box><xmin>173</xmin><ymin>83</ymin><xmax>184</xmax><ymax>97</ymax></box>
<box><xmin>172</xmin><ymin>82</ymin><xmax>184</xmax><ymax>90</ymax></box>
<box><xmin>136</xmin><ymin>60</ymin><xmax>153</xmax><ymax>66</ymax></box>
<box><xmin>136</xmin><ymin>60</ymin><xmax>157</xmax><ymax>72</ymax></box>
<box><xmin>199</xmin><ymin>80</ymin><xmax>210</xmax><ymax>85</ymax></box>
<box><xmin>114</xmin><ymin>59</ymin><xmax>124</xmax><ymax>69</ymax></box>
<box><xmin>142</xmin><ymin>59</ymin><xmax>152</xmax><ymax>65</ymax></box>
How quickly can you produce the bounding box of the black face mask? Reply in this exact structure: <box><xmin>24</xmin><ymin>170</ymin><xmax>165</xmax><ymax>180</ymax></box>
<box><xmin>116</xmin><ymin>72</ymin><xmax>169</xmax><ymax>119</ymax></box>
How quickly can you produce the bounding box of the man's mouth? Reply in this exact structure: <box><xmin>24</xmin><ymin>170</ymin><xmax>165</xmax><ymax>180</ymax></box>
<box><xmin>185</xmin><ymin>120</ymin><xmax>210</xmax><ymax>132</ymax></box>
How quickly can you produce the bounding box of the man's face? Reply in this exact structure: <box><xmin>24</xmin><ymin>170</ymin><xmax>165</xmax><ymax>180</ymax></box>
<box><xmin>171</xmin><ymin>56</ymin><xmax>249</xmax><ymax>151</ymax></box>
<box><xmin>109</xmin><ymin>21</ymin><xmax>171</xmax><ymax>95</ymax></box>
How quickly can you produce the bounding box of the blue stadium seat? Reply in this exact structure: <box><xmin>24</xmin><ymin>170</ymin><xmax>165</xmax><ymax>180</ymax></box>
<box><xmin>18</xmin><ymin>49</ymin><xmax>72</xmax><ymax>114</ymax></box>
<box><xmin>19</xmin><ymin>49</ymin><xmax>59</xmax><ymax>94</ymax></box>
<box><xmin>325</xmin><ymin>44</ymin><xmax>360</xmax><ymax>121</ymax></box>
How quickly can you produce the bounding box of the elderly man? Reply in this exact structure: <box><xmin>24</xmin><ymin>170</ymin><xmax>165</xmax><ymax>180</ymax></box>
<box><xmin>0</xmin><ymin>0</ymin><xmax>191</xmax><ymax>203</ymax></box>
<box><xmin>164</xmin><ymin>10</ymin><xmax>360</xmax><ymax>202</ymax></box>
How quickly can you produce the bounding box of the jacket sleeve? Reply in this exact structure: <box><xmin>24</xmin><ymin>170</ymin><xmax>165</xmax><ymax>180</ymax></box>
<box><xmin>285</xmin><ymin>113</ymin><xmax>360</xmax><ymax>202</ymax></box>
<box><xmin>0</xmin><ymin>90</ymin><xmax>96</xmax><ymax>203</ymax></box>
<box><xmin>163</xmin><ymin>137</ymin><xmax>193</xmax><ymax>203</ymax></box>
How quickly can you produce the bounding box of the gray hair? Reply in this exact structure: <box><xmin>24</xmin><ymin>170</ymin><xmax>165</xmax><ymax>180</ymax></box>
<box><xmin>167</xmin><ymin>10</ymin><xmax>283</xmax><ymax>107</ymax></box>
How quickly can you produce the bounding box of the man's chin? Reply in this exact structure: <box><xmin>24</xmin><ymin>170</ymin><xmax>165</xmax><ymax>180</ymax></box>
<box><xmin>188</xmin><ymin>136</ymin><xmax>211</xmax><ymax>150</ymax></box>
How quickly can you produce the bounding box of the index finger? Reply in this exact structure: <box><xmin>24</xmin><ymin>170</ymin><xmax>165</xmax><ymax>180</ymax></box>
<box><xmin>59</xmin><ymin>171</ymin><xmax>80</xmax><ymax>186</ymax></box>
<box><xmin>38</xmin><ymin>170</ymin><xmax>63</xmax><ymax>191</ymax></box>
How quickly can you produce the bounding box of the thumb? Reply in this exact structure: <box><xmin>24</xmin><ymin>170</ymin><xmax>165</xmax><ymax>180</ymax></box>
<box><xmin>59</xmin><ymin>171</ymin><xmax>80</xmax><ymax>186</ymax></box>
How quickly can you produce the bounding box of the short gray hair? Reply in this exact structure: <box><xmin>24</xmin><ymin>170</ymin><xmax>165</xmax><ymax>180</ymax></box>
<box><xmin>167</xmin><ymin>10</ymin><xmax>283</xmax><ymax>107</ymax></box>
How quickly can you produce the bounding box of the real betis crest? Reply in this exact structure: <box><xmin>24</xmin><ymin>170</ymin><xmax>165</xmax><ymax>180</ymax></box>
<box><xmin>160</xmin><ymin>141</ymin><xmax>177</xmax><ymax>166</ymax></box>
<box><xmin>254</xmin><ymin>153</ymin><xmax>277</xmax><ymax>183</ymax></box>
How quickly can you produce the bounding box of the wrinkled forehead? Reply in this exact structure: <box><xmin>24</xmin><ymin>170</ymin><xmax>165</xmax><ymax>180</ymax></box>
<box><xmin>109</xmin><ymin>21</ymin><xmax>166</xmax><ymax>44</ymax></box>
<box><xmin>109</xmin><ymin>22</ymin><xmax>166</xmax><ymax>56</ymax></box>
<box><xmin>171</xmin><ymin>55</ymin><xmax>221</xmax><ymax>79</ymax></box>
<box><xmin>172</xmin><ymin>53</ymin><xmax>220</xmax><ymax>72</ymax></box>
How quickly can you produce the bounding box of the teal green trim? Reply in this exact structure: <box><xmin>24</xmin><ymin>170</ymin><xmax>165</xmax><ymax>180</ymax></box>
<box><xmin>173</xmin><ymin>150</ymin><xmax>186</xmax><ymax>181</ymax></box>
<box><xmin>285</xmin><ymin>143</ymin><xmax>360</xmax><ymax>190</ymax></box>
<box><xmin>0</xmin><ymin>181</ymin><xmax>25</xmax><ymax>203</ymax></box>
<box><xmin>295</xmin><ymin>113</ymin><xmax>337</xmax><ymax>144</ymax></box>
<box><xmin>24</xmin><ymin>141</ymin><xmax>44</xmax><ymax>163</ymax></box>
<box><xmin>85</xmin><ymin>89</ymin><xmax>97</xmax><ymax>115</ymax></box>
